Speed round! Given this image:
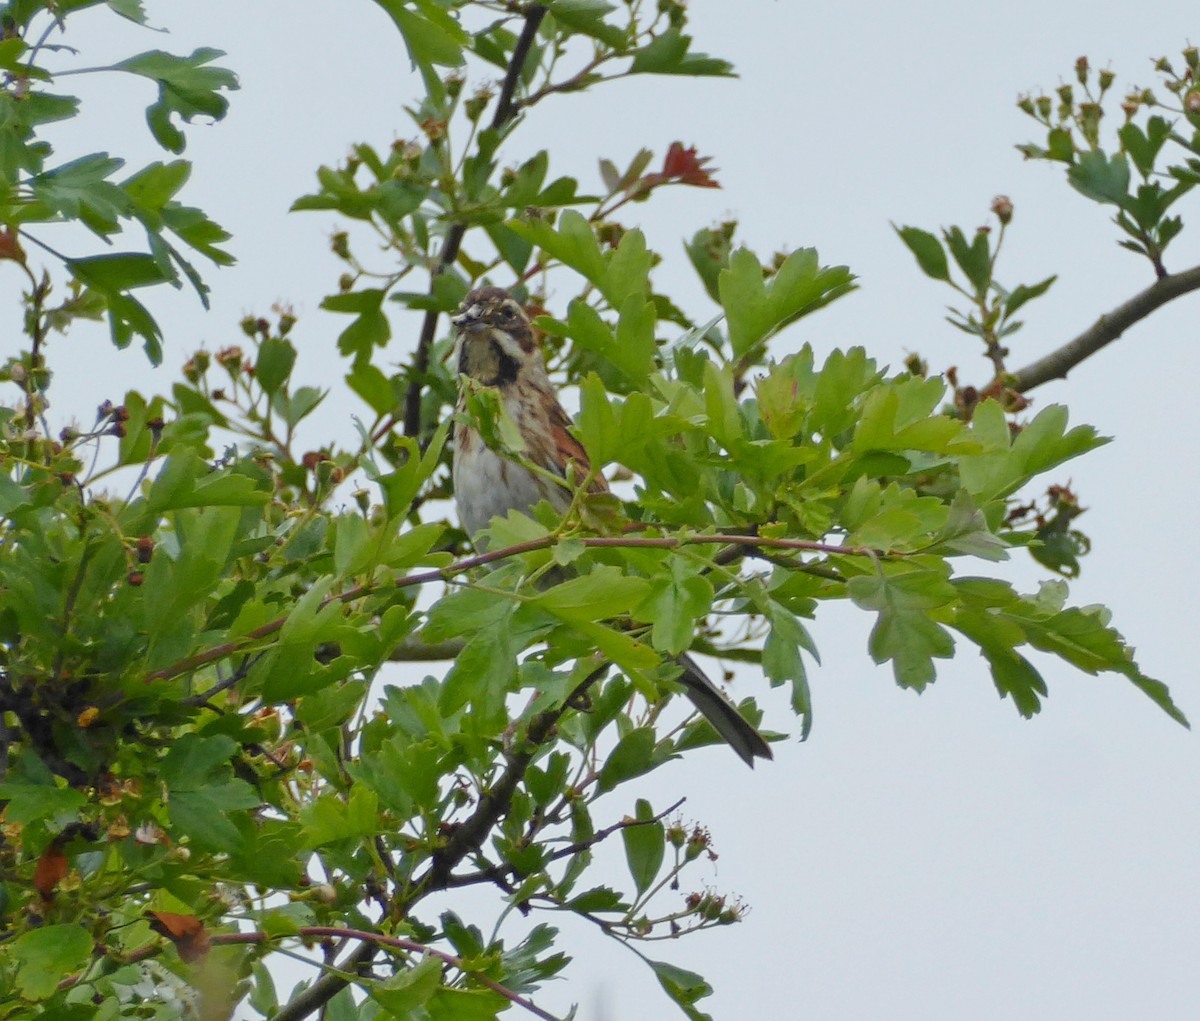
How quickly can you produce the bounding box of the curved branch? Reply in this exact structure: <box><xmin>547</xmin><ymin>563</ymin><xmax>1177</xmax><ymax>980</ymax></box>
<box><xmin>144</xmin><ymin>531</ymin><xmax>872</xmax><ymax>684</ymax></box>
<box><xmin>397</xmin><ymin>5</ymin><xmax>547</xmax><ymax>440</ymax></box>
<box><xmin>1012</xmin><ymin>263</ymin><xmax>1200</xmax><ymax>392</ymax></box>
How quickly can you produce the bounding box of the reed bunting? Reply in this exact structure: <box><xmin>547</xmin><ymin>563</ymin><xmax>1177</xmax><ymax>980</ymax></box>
<box><xmin>450</xmin><ymin>286</ymin><xmax>772</xmax><ymax>767</ymax></box>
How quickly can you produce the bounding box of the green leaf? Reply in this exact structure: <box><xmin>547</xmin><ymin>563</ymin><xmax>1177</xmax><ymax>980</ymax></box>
<box><xmin>374</xmin><ymin>0</ymin><xmax>468</xmax><ymax>67</ymax></box>
<box><xmin>718</xmin><ymin>247</ymin><xmax>855</xmax><ymax>360</ymax></box>
<box><xmin>544</xmin><ymin>0</ymin><xmax>628</xmax><ymax>50</ymax></box>
<box><xmin>894</xmin><ymin>225</ymin><xmax>950</xmax><ymax>282</ymax></box>
<box><xmin>848</xmin><ymin>570</ymin><xmax>957</xmax><ymax>690</ymax></box>
<box><xmin>648</xmin><ymin>959</ymin><xmax>715</xmax><ymax>1021</ymax></box>
<box><xmin>622</xmin><ymin>798</ymin><xmax>665</xmax><ymax>897</ymax></box>
<box><xmin>629</xmin><ymin>28</ymin><xmax>733</xmax><ymax>76</ymax></box>
<box><xmin>597</xmin><ymin>727</ymin><xmax>657</xmax><ymax>792</ymax></box>
<box><xmin>762</xmin><ymin>601</ymin><xmax>816</xmax><ymax>737</ymax></box>
<box><xmin>508</xmin><ymin>210</ymin><xmax>607</xmax><ymax>294</ymax></box>
<box><xmin>635</xmin><ymin>560</ymin><xmax>714</xmax><ymax>656</ymax></box>
<box><xmin>927</xmin><ymin>490</ymin><xmax>1009</xmax><ymax>561</ymax></box>
<box><xmin>160</xmin><ymin>733</ymin><xmax>237</xmax><ymax>787</ymax></box>
<box><xmin>30</xmin><ymin>153</ymin><xmax>128</xmax><ymax>234</ymax></box>
<box><xmin>11</xmin><ymin>925</ymin><xmax>93</xmax><ymax>1000</ymax></box>
<box><xmin>1000</xmin><ymin>274</ymin><xmax>1056</xmax><ymax>322</ymax></box>
<box><xmin>255</xmin><ymin>337</ymin><xmax>296</xmax><ymax>395</ymax></box>
<box><xmin>1067</xmin><ymin>149</ymin><xmax>1131</xmax><ymax>206</ymax></box>
<box><xmin>67</xmin><ymin>252</ymin><xmax>170</xmax><ymax>292</ymax></box>
<box><xmin>322</xmin><ymin>288</ymin><xmax>391</xmax><ymax>363</ymax></box>
<box><xmin>369</xmin><ymin>955</ymin><xmax>442</xmax><ymax>1017</ymax></box>
<box><xmin>114</xmin><ymin>48</ymin><xmax>239</xmax><ymax>153</ymax></box>
<box><xmin>107</xmin><ymin>0</ymin><xmax>148</xmax><ymax>23</ymax></box>
<box><xmin>685</xmin><ymin>222</ymin><xmax>736</xmax><ymax>303</ymax></box>
<box><xmin>942</xmin><ymin>226</ymin><xmax>991</xmax><ymax>296</ymax></box>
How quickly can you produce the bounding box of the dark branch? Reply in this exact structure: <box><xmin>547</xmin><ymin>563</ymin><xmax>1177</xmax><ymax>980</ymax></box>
<box><xmin>398</xmin><ymin>4</ymin><xmax>547</xmax><ymax>439</ymax></box>
<box><xmin>422</xmin><ymin>663</ymin><xmax>606</xmax><ymax>889</ymax></box>
<box><xmin>1012</xmin><ymin>263</ymin><xmax>1200</xmax><ymax>392</ymax></box>
<box><xmin>269</xmin><ymin>940</ymin><xmax>377</xmax><ymax>1021</ymax></box>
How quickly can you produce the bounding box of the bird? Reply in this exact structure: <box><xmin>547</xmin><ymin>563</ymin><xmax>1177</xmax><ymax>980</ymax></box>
<box><xmin>450</xmin><ymin>285</ymin><xmax>772</xmax><ymax>767</ymax></box>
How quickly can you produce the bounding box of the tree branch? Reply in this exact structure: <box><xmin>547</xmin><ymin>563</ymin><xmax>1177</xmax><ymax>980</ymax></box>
<box><xmin>1012</xmin><ymin>262</ymin><xmax>1200</xmax><ymax>392</ymax></box>
<box><xmin>421</xmin><ymin>663</ymin><xmax>607</xmax><ymax>890</ymax></box>
<box><xmin>144</xmin><ymin>531</ymin><xmax>875</xmax><ymax>685</ymax></box>
<box><xmin>397</xmin><ymin>4</ymin><xmax>547</xmax><ymax>440</ymax></box>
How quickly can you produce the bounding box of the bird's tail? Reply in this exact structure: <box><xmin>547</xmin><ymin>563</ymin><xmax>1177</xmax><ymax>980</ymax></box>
<box><xmin>674</xmin><ymin>652</ymin><xmax>773</xmax><ymax>767</ymax></box>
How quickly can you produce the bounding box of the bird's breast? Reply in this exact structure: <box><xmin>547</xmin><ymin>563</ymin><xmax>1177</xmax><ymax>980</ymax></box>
<box><xmin>453</xmin><ymin>425</ymin><xmax>556</xmax><ymax>539</ymax></box>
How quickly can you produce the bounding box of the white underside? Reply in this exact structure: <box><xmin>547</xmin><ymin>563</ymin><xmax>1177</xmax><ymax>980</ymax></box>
<box><xmin>453</xmin><ymin>441</ymin><xmax>565</xmax><ymax>539</ymax></box>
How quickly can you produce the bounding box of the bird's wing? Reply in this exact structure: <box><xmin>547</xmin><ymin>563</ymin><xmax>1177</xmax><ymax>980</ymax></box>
<box><xmin>543</xmin><ymin>398</ymin><xmax>611</xmax><ymax>496</ymax></box>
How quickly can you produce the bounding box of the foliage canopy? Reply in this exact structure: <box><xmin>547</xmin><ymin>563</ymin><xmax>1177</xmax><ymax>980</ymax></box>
<box><xmin>0</xmin><ymin>4</ymin><xmax>1196</xmax><ymax>1019</ymax></box>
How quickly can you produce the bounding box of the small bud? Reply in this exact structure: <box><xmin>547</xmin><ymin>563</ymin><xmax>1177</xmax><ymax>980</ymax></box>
<box><xmin>9</xmin><ymin>362</ymin><xmax>26</xmax><ymax>384</ymax></box>
<box><xmin>108</xmin><ymin>422</ymin><xmax>126</xmax><ymax>439</ymax></box>
<box><xmin>240</xmin><ymin>316</ymin><xmax>259</xmax><ymax>338</ymax></box>
<box><xmin>1184</xmin><ymin>47</ymin><xmax>1199</xmax><ymax>72</ymax></box>
<box><xmin>1155</xmin><ymin>56</ymin><xmax>1174</xmax><ymax>74</ymax></box>
<box><xmin>301</xmin><ymin>451</ymin><xmax>322</xmax><ymax>471</ymax></box>
<box><xmin>443</xmin><ymin>73</ymin><xmax>464</xmax><ymax>100</ymax></box>
<box><xmin>1185</xmin><ymin>90</ymin><xmax>1200</xmax><ymax>114</ymax></box>
<box><xmin>338</xmin><ymin>273</ymin><xmax>355</xmax><ymax>292</ymax></box>
<box><xmin>420</xmin><ymin>117</ymin><xmax>447</xmax><ymax>142</ymax></box>
<box><xmin>464</xmin><ymin>86</ymin><xmax>494</xmax><ymax>123</ymax></box>
<box><xmin>1056</xmin><ymin>83</ymin><xmax>1073</xmax><ymax>106</ymax></box>
<box><xmin>147</xmin><ymin>417</ymin><xmax>164</xmax><ymax>438</ymax></box>
<box><xmin>135</xmin><ymin>535</ymin><xmax>154</xmax><ymax>563</ymax></box>
<box><xmin>1017</xmin><ymin>94</ymin><xmax>1036</xmax><ymax>116</ymax></box>
<box><xmin>1075</xmin><ymin>56</ymin><xmax>1089</xmax><ymax>85</ymax></box>
<box><xmin>127</xmin><ymin>570</ymin><xmax>143</xmax><ymax>586</ymax></box>
<box><xmin>98</xmin><ymin>399</ymin><xmax>114</xmax><ymax>420</ymax></box>
<box><xmin>278</xmin><ymin>311</ymin><xmax>296</xmax><ymax>336</ymax></box>
<box><xmin>330</xmin><ymin>231</ymin><xmax>350</xmax><ymax>260</ymax></box>
<box><xmin>112</xmin><ymin>405</ymin><xmax>128</xmax><ymax>422</ymax></box>
<box><xmin>991</xmin><ymin>195</ymin><xmax>1013</xmax><ymax>225</ymax></box>
<box><xmin>1098</xmin><ymin>68</ymin><xmax>1115</xmax><ymax>92</ymax></box>
<box><xmin>353</xmin><ymin>488</ymin><xmax>371</xmax><ymax>514</ymax></box>
<box><xmin>216</xmin><ymin>346</ymin><xmax>244</xmax><ymax>373</ymax></box>
<box><xmin>77</xmin><ymin>706</ymin><xmax>99</xmax><ymax>728</ymax></box>
<box><xmin>1035</xmin><ymin>95</ymin><xmax>1052</xmax><ymax>119</ymax></box>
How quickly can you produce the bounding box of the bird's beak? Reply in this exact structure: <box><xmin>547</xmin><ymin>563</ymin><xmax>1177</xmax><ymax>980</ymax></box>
<box><xmin>450</xmin><ymin>302</ymin><xmax>487</xmax><ymax>332</ymax></box>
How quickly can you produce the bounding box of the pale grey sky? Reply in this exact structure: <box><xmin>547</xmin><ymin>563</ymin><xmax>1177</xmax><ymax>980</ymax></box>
<box><xmin>16</xmin><ymin>2</ymin><xmax>1200</xmax><ymax>1018</ymax></box>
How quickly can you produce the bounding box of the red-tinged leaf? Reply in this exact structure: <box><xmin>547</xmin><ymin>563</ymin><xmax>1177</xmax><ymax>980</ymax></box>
<box><xmin>147</xmin><ymin>911</ymin><xmax>212</xmax><ymax>963</ymax></box>
<box><xmin>33</xmin><ymin>844</ymin><xmax>68</xmax><ymax>898</ymax></box>
<box><xmin>0</xmin><ymin>226</ymin><xmax>25</xmax><ymax>264</ymax></box>
<box><xmin>640</xmin><ymin>142</ymin><xmax>720</xmax><ymax>191</ymax></box>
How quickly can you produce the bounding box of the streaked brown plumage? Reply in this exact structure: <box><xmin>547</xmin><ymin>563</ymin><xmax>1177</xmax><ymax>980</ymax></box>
<box><xmin>451</xmin><ymin>286</ymin><xmax>772</xmax><ymax>767</ymax></box>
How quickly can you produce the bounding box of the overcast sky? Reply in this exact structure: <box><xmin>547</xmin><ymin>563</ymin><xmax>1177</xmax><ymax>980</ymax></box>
<box><xmin>18</xmin><ymin>2</ymin><xmax>1200</xmax><ymax>1018</ymax></box>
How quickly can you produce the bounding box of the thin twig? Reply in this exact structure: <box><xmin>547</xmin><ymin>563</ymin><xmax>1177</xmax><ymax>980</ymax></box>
<box><xmin>393</xmin><ymin>4</ymin><xmax>548</xmax><ymax>442</ymax></box>
<box><xmin>1011</xmin><ymin>262</ymin><xmax>1200</xmax><ymax>392</ymax></box>
<box><xmin>143</xmin><ymin>531</ymin><xmax>882</xmax><ymax>684</ymax></box>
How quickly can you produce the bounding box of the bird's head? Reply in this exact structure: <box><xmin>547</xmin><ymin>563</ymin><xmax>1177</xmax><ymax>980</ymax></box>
<box><xmin>451</xmin><ymin>286</ymin><xmax>539</xmax><ymax>386</ymax></box>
